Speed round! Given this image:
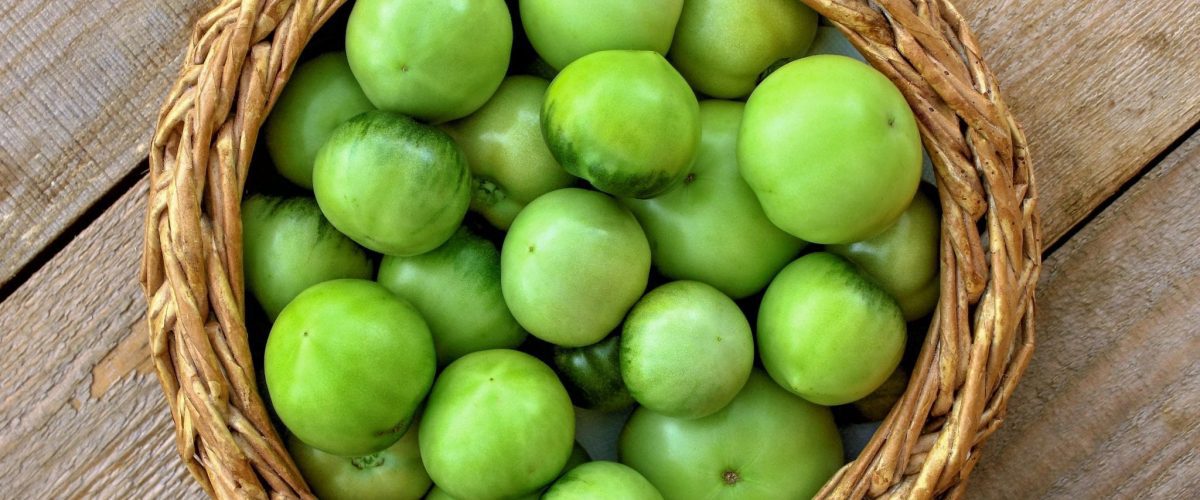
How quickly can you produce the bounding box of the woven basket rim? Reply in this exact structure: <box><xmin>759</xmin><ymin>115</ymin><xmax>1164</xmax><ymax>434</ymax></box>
<box><xmin>142</xmin><ymin>1</ymin><xmax>1041</xmax><ymax>498</ymax></box>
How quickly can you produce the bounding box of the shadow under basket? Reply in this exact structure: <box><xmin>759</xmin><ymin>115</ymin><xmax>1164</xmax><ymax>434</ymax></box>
<box><xmin>142</xmin><ymin>0</ymin><xmax>1041</xmax><ymax>498</ymax></box>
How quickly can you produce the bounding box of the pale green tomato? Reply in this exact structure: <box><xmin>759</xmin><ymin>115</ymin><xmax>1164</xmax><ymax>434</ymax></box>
<box><xmin>621</xmin><ymin>281</ymin><xmax>753</xmax><ymax>419</ymax></box>
<box><xmin>619</xmin><ymin>371</ymin><xmax>842</xmax><ymax>499</ymax></box>
<box><xmin>828</xmin><ymin>189</ymin><xmax>940</xmax><ymax>320</ymax></box>
<box><xmin>422</xmin><ymin>442</ymin><xmax>590</xmax><ymax>500</ymax></box>
<box><xmin>420</xmin><ymin>350</ymin><xmax>575</xmax><ymax>500</ymax></box>
<box><xmin>501</xmin><ymin>188</ymin><xmax>650</xmax><ymax>347</ymax></box>
<box><xmin>848</xmin><ymin>367</ymin><xmax>909</xmax><ymax>422</ymax></box>
<box><xmin>377</xmin><ymin>227</ymin><xmax>525</xmax><ymax>365</ymax></box>
<box><xmin>739</xmin><ymin>55</ymin><xmax>922</xmax><ymax>244</ymax></box>
<box><xmin>544</xmin><ymin>461</ymin><xmax>663</xmax><ymax>500</ymax></box>
<box><xmin>668</xmin><ymin>0</ymin><xmax>817</xmax><ymax>98</ymax></box>
<box><xmin>805</xmin><ymin>29</ymin><xmax>940</xmax><ymax>186</ymax></box>
<box><xmin>241</xmin><ymin>195</ymin><xmax>372</xmax><ymax>320</ymax></box>
<box><xmin>757</xmin><ymin>253</ymin><xmax>905</xmax><ymax>405</ymax></box>
<box><xmin>287</xmin><ymin>421</ymin><xmax>431</xmax><ymax>500</ymax></box>
<box><xmin>265</xmin><ymin>53</ymin><xmax>374</xmax><ymax>188</ymax></box>
<box><xmin>445</xmin><ymin>76</ymin><xmax>575</xmax><ymax>229</ymax></box>
<box><xmin>313</xmin><ymin>110</ymin><xmax>471</xmax><ymax>256</ymax></box>
<box><xmin>346</xmin><ymin>0</ymin><xmax>512</xmax><ymax>122</ymax></box>
<box><xmin>266</xmin><ymin>279</ymin><xmax>436</xmax><ymax>456</ymax></box>
<box><xmin>519</xmin><ymin>0</ymin><xmax>683</xmax><ymax>70</ymax></box>
<box><xmin>622</xmin><ymin>100</ymin><xmax>804</xmax><ymax>299</ymax></box>
<box><xmin>543</xmin><ymin>50</ymin><xmax>699</xmax><ymax>198</ymax></box>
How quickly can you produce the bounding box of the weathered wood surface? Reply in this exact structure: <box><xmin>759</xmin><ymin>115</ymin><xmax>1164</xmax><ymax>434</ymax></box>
<box><xmin>0</xmin><ymin>179</ymin><xmax>204</xmax><ymax>498</ymax></box>
<box><xmin>0</xmin><ymin>0</ymin><xmax>1198</xmax><ymax>498</ymax></box>
<box><xmin>957</xmin><ymin>0</ymin><xmax>1200</xmax><ymax>245</ymax></box>
<box><xmin>0</xmin><ymin>0</ymin><xmax>207</xmax><ymax>289</ymax></box>
<box><xmin>969</xmin><ymin>131</ymin><xmax>1200</xmax><ymax>498</ymax></box>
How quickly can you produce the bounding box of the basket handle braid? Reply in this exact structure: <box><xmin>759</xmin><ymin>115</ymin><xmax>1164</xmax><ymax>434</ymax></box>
<box><xmin>801</xmin><ymin>1</ymin><xmax>1040</xmax><ymax>498</ymax></box>
<box><xmin>143</xmin><ymin>0</ymin><xmax>349</xmax><ymax>497</ymax></box>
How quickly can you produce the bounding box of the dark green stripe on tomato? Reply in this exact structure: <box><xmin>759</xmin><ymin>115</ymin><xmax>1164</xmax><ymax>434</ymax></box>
<box><xmin>552</xmin><ymin>334</ymin><xmax>634</xmax><ymax>412</ymax></box>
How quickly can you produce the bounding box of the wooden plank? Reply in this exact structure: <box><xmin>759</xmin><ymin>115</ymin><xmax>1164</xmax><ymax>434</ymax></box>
<box><xmin>956</xmin><ymin>0</ymin><xmax>1200</xmax><ymax>245</ymax></box>
<box><xmin>0</xmin><ymin>178</ymin><xmax>203</xmax><ymax>498</ymax></box>
<box><xmin>968</xmin><ymin>132</ymin><xmax>1200</xmax><ymax>497</ymax></box>
<box><xmin>0</xmin><ymin>0</ymin><xmax>207</xmax><ymax>289</ymax></box>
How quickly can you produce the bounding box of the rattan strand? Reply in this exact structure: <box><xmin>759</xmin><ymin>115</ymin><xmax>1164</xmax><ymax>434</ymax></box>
<box><xmin>142</xmin><ymin>1</ymin><xmax>1040</xmax><ymax>498</ymax></box>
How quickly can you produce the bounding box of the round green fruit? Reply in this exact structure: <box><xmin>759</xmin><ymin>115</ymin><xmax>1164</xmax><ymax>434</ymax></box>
<box><xmin>622</xmin><ymin>100</ymin><xmax>804</xmax><ymax>299</ymax></box>
<box><xmin>313</xmin><ymin>110</ymin><xmax>470</xmax><ymax>256</ymax></box>
<box><xmin>552</xmin><ymin>334</ymin><xmax>634</xmax><ymax>412</ymax></box>
<box><xmin>829</xmin><ymin>188</ymin><xmax>941</xmax><ymax>320</ymax></box>
<box><xmin>619</xmin><ymin>371</ymin><xmax>842</xmax><ymax>499</ymax></box>
<box><xmin>264</xmin><ymin>52</ymin><xmax>374</xmax><ymax>189</ymax></box>
<box><xmin>739</xmin><ymin>55</ymin><xmax>922</xmax><ymax>244</ymax></box>
<box><xmin>345</xmin><ymin>0</ymin><xmax>512</xmax><ymax>122</ymax></box>
<box><xmin>501</xmin><ymin>188</ymin><xmax>650</xmax><ymax>347</ymax></box>
<box><xmin>377</xmin><ymin>227</ymin><xmax>525</xmax><ymax>366</ymax></box>
<box><xmin>241</xmin><ymin>195</ymin><xmax>372</xmax><ymax>320</ymax></box>
<box><xmin>420</xmin><ymin>349</ymin><xmax>575</xmax><ymax>500</ymax></box>
<box><xmin>287</xmin><ymin>421</ymin><xmax>431</xmax><ymax>500</ymax></box>
<box><xmin>265</xmin><ymin>279</ymin><xmax>435</xmax><ymax>456</ymax></box>
<box><xmin>422</xmin><ymin>442</ymin><xmax>591</xmax><ymax>500</ymax></box>
<box><xmin>519</xmin><ymin>0</ymin><xmax>683</xmax><ymax>70</ymax></box>
<box><xmin>669</xmin><ymin>0</ymin><xmax>817</xmax><ymax>98</ymax></box>
<box><xmin>543</xmin><ymin>50</ymin><xmax>699</xmax><ymax>198</ymax></box>
<box><xmin>445</xmin><ymin>75</ymin><xmax>575</xmax><ymax>229</ymax></box>
<box><xmin>544</xmin><ymin>461</ymin><xmax>663</xmax><ymax>500</ymax></box>
<box><xmin>757</xmin><ymin>253</ymin><xmax>906</xmax><ymax>405</ymax></box>
<box><xmin>621</xmin><ymin>281</ymin><xmax>753</xmax><ymax>419</ymax></box>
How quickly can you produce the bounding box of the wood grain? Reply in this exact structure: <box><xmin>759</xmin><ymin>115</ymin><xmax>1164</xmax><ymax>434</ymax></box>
<box><xmin>0</xmin><ymin>178</ymin><xmax>202</xmax><ymax>498</ymax></box>
<box><xmin>956</xmin><ymin>0</ymin><xmax>1200</xmax><ymax>245</ymax></box>
<box><xmin>968</xmin><ymin>132</ymin><xmax>1200</xmax><ymax>497</ymax></box>
<box><xmin>0</xmin><ymin>0</ymin><xmax>207</xmax><ymax>289</ymax></box>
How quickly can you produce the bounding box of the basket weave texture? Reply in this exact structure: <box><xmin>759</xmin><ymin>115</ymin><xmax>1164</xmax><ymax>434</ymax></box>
<box><xmin>142</xmin><ymin>0</ymin><xmax>1041</xmax><ymax>498</ymax></box>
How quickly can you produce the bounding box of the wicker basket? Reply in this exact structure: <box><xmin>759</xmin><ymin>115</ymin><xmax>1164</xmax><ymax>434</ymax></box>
<box><xmin>142</xmin><ymin>0</ymin><xmax>1040</xmax><ymax>498</ymax></box>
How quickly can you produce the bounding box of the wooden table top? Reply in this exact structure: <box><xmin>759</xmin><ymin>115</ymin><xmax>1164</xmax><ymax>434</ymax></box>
<box><xmin>1</xmin><ymin>1</ymin><xmax>1197</xmax><ymax>498</ymax></box>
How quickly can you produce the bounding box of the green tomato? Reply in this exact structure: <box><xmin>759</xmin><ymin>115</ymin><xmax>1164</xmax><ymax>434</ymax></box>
<box><xmin>445</xmin><ymin>76</ymin><xmax>575</xmax><ymax>229</ymax></box>
<box><xmin>420</xmin><ymin>349</ymin><xmax>575</xmax><ymax>500</ymax></box>
<box><xmin>314</xmin><ymin>110</ymin><xmax>471</xmax><ymax>256</ymax></box>
<box><xmin>804</xmin><ymin>30</ymin><xmax>942</xmax><ymax>193</ymax></box>
<box><xmin>519</xmin><ymin>0</ymin><xmax>683</xmax><ymax>70</ymax></box>
<box><xmin>758</xmin><ymin>253</ymin><xmax>905</xmax><ymax>406</ymax></box>
<box><xmin>287</xmin><ymin>421</ymin><xmax>431</xmax><ymax>500</ymax></box>
<box><xmin>345</xmin><ymin>0</ymin><xmax>512</xmax><ymax>122</ymax></box>
<box><xmin>241</xmin><ymin>195</ymin><xmax>373</xmax><ymax>320</ymax></box>
<box><xmin>544</xmin><ymin>461</ymin><xmax>663</xmax><ymax>500</ymax></box>
<box><xmin>543</xmin><ymin>51</ymin><xmax>699</xmax><ymax>198</ymax></box>
<box><xmin>619</xmin><ymin>371</ymin><xmax>842</xmax><ymax>499</ymax></box>
<box><xmin>265</xmin><ymin>53</ymin><xmax>374</xmax><ymax>189</ymax></box>
<box><xmin>739</xmin><ymin>55</ymin><xmax>922</xmax><ymax>244</ymax></box>
<box><xmin>501</xmin><ymin>188</ymin><xmax>650</xmax><ymax>347</ymax></box>
<box><xmin>847</xmin><ymin>367</ymin><xmax>909</xmax><ymax>423</ymax></box>
<box><xmin>377</xmin><ymin>227</ymin><xmax>525</xmax><ymax>366</ymax></box>
<box><xmin>621</xmin><ymin>281</ymin><xmax>753</xmax><ymax>419</ymax></box>
<box><xmin>668</xmin><ymin>0</ymin><xmax>817</xmax><ymax>98</ymax></box>
<box><xmin>423</xmin><ymin>486</ymin><xmax>455</xmax><ymax>500</ymax></box>
<box><xmin>552</xmin><ymin>334</ymin><xmax>634</xmax><ymax>412</ymax></box>
<box><xmin>622</xmin><ymin>100</ymin><xmax>804</xmax><ymax>299</ymax></box>
<box><xmin>901</xmin><ymin>278</ymin><xmax>941</xmax><ymax>322</ymax></box>
<box><xmin>266</xmin><ymin>279</ymin><xmax>435</xmax><ymax>456</ymax></box>
<box><xmin>422</xmin><ymin>442</ymin><xmax>590</xmax><ymax>500</ymax></box>
<box><xmin>828</xmin><ymin>189</ymin><xmax>940</xmax><ymax>320</ymax></box>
